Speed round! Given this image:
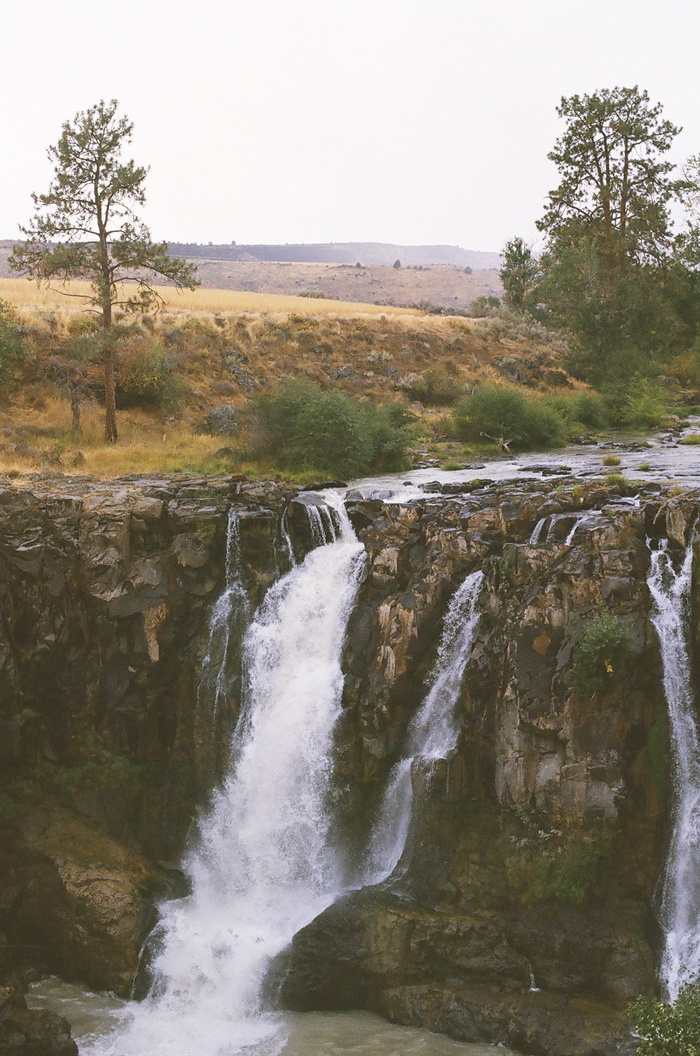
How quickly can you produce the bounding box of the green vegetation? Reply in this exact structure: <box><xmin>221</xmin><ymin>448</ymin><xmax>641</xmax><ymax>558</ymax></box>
<box><xmin>572</xmin><ymin>612</ymin><xmax>636</xmax><ymax>694</ymax></box>
<box><xmin>629</xmin><ymin>982</ymin><xmax>700</xmax><ymax>1056</ymax></box>
<box><xmin>409</xmin><ymin>366</ymin><xmax>461</xmax><ymax>405</ymax></box>
<box><xmin>504</xmin><ymin>87</ymin><xmax>700</xmax><ymax>397</ymax></box>
<box><xmin>255</xmin><ymin>380</ymin><xmax>410</xmax><ymax>478</ymax></box>
<box><xmin>602</xmin><ymin>455</ymin><xmax>622</xmax><ymax>466</ymax></box>
<box><xmin>452</xmin><ymin>384</ymin><xmax>567</xmax><ymax>450</ymax></box>
<box><xmin>504</xmin><ymin>809</ymin><xmax>618</xmax><ymax>905</ymax></box>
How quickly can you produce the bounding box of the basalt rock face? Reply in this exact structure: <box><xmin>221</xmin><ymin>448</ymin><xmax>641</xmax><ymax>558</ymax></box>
<box><xmin>0</xmin><ymin>474</ymin><xmax>299</xmax><ymax>992</ymax></box>
<box><xmin>282</xmin><ymin>482</ymin><xmax>699</xmax><ymax>1056</ymax></box>
<box><xmin>0</xmin><ymin>472</ymin><xmax>695</xmax><ymax>1050</ymax></box>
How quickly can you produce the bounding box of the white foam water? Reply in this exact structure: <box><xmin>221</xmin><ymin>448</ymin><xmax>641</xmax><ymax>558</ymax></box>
<box><xmin>92</xmin><ymin>497</ymin><xmax>365</xmax><ymax>1056</ymax></box>
<box><xmin>363</xmin><ymin>569</ymin><xmax>485</xmax><ymax>884</ymax></box>
<box><xmin>648</xmin><ymin>536</ymin><xmax>700</xmax><ymax>1000</ymax></box>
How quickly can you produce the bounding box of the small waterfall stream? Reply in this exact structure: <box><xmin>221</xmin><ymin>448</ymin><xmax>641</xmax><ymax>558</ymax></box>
<box><xmin>196</xmin><ymin>510</ymin><xmax>252</xmax><ymax>767</ymax></box>
<box><xmin>363</xmin><ymin>570</ymin><xmax>485</xmax><ymax>883</ymax></box>
<box><xmin>648</xmin><ymin>535</ymin><xmax>700</xmax><ymax>1000</ymax></box>
<box><xmin>94</xmin><ymin>496</ymin><xmax>365</xmax><ymax>1056</ymax></box>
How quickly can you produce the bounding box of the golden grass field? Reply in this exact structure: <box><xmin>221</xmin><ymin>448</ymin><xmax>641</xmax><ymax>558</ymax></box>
<box><xmin>0</xmin><ymin>277</ymin><xmax>415</xmax><ymax>319</ymax></box>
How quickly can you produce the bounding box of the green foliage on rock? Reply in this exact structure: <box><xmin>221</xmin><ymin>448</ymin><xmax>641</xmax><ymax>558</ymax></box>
<box><xmin>0</xmin><ymin>300</ymin><xmax>26</xmax><ymax>387</ymax></box>
<box><xmin>630</xmin><ymin>982</ymin><xmax>700</xmax><ymax>1056</ymax></box>
<box><xmin>504</xmin><ymin>810</ymin><xmax>618</xmax><ymax>905</ymax></box>
<box><xmin>452</xmin><ymin>384</ymin><xmax>567</xmax><ymax>450</ymax></box>
<box><xmin>572</xmin><ymin>612</ymin><xmax>636</xmax><ymax>695</ymax></box>
<box><xmin>255</xmin><ymin>380</ymin><xmax>410</xmax><ymax>478</ymax></box>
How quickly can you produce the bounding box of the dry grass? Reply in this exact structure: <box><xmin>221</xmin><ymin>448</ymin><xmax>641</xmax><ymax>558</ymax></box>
<box><xmin>0</xmin><ymin>277</ymin><xmax>415</xmax><ymax>318</ymax></box>
<box><xmin>0</xmin><ymin>398</ymin><xmax>242</xmax><ymax>478</ymax></box>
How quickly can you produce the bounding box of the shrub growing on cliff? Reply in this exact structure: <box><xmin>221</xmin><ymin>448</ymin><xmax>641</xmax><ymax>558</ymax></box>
<box><xmin>255</xmin><ymin>380</ymin><xmax>410</xmax><ymax>478</ymax></box>
<box><xmin>630</xmin><ymin>982</ymin><xmax>700</xmax><ymax>1056</ymax></box>
<box><xmin>452</xmin><ymin>384</ymin><xmax>567</xmax><ymax>450</ymax></box>
<box><xmin>572</xmin><ymin>612</ymin><xmax>635</xmax><ymax>695</ymax></box>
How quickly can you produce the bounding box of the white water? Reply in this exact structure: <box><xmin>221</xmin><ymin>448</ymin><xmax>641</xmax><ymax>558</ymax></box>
<box><xmin>648</xmin><ymin>536</ymin><xmax>700</xmax><ymax>1000</ymax></box>
<box><xmin>197</xmin><ymin>510</ymin><xmax>252</xmax><ymax>760</ymax></box>
<box><xmin>92</xmin><ymin>496</ymin><xmax>365</xmax><ymax>1056</ymax></box>
<box><xmin>364</xmin><ymin>570</ymin><xmax>485</xmax><ymax>883</ymax></box>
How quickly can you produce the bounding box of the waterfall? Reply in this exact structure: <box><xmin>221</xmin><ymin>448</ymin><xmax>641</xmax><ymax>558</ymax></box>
<box><xmin>197</xmin><ymin>510</ymin><xmax>251</xmax><ymax>765</ymax></box>
<box><xmin>96</xmin><ymin>496</ymin><xmax>365</xmax><ymax>1056</ymax></box>
<box><xmin>648</xmin><ymin>535</ymin><xmax>700</xmax><ymax>1000</ymax></box>
<box><xmin>363</xmin><ymin>570</ymin><xmax>485</xmax><ymax>884</ymax></box>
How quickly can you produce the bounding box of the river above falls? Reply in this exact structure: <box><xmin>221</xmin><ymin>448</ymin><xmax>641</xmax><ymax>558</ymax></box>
<box><xmin>27</xmin><ymin>977</ymin><xmax>517</xmax><ymax>1056</ymax></box>
<box><xmin>347</xmin><ymin>420</ymin><xmax>700</xmax><ymax>498</ymax></box>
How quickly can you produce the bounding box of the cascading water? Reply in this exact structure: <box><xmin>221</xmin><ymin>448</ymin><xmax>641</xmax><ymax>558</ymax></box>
<box><xmin>647</xmin><ymin>534</ymin><xmax>700</xmax><ymax>1000</ymax></box>
<box><xmin>93</xmin><ymin>495</ymin><xmax>365</xmax><ymax>1056</ymax></box>
<box><xmin>363</xmin><ymin>569</ymin><xmax>485</xmax><ymax>884</ymax></box>
<box><xmin>197</xmin><ymin>510</ymin><xmax>251</xmax><ymax>765</ymax></box>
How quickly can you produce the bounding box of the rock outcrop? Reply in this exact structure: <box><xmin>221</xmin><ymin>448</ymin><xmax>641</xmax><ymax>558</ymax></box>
<box><xmin>0</xmin><ymin>471</ymin><xmax>695</xmax><ymax>1053</ymax></box>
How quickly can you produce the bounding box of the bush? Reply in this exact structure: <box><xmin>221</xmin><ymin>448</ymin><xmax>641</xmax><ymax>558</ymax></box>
<box><xmin>116</xmin><ymin>341</ymin><xmax>183</xmax><ymax>410</ymax></box>
<box><xmin>452</xmin><ymin>384</ymin><xmax>567</xmax><ymax>450</ymax></box>
<box><xmin>543</xmin><ymin>390</ymin><xmax>610</xmax><ymax>431</ymax></box>
<box><xmin>255</xmin><ymin>380</ymin><xmax>410</xmax><ymax>478</ymax></box>
<box><xmin>572</xmin><ymin>612</ymin><xmax>635</xmax><ymax>695</ymax></box>
<box><xmin>630</xmin><ymin>982</ymin><xmax>700</xmax><ymax>1056</ymax></box>
<box><xmin>619</xmin><ymin>376</ymin><xmax>669</xmax><ymax>429</ymax></box>
<box><xmin>0</xmin><ymin>300</ymin><xmax>26</xmax><ymax>386</ymax></box>
<box><xmin>409</xmin><ymin>366</ymin><xmax>461</xmax><ymax>406</ymax></box>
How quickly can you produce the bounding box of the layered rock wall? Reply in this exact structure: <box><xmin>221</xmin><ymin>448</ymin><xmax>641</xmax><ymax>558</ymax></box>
<box><xmin>0</xmin><ymin>473</ymin><xmax>696</xmax><ymax>1055</ymax></box>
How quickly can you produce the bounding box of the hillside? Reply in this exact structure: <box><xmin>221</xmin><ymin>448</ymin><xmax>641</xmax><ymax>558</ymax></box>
<box><xmin>0</xmin><ymin>241</ymin><xmax>503</xmax><ymax>310</ymax></box>
<box><xmin>0</xmin><ymin>278</ymin><xmax>565</xmax><ymax>479</ymax></box>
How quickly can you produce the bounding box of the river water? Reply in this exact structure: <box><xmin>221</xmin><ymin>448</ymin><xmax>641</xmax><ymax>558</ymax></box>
<box><xmin>27</xmin><ymin>977</ymin><xmax>513</xmax><ymax>1056</ymax></box>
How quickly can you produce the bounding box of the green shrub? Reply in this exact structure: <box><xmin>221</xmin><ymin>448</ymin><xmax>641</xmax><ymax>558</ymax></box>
<box><xmin>609</xmin><ymin>375</ymin><xmax>669</xmax><ymax>429</ymax></box>
<box><xmin>630</xmin><ymin>982</ymin><xmax>700</xmax><ymax>1056</ymax></box>
<box><xmin>602</xmin><ymin>454</ymin><xmax>621</xmax><ymax>466</ymax></box>
<box><xmin>452</xmin><ymin>384</ymin><xmax>567</xmax><ymax>450</ymax></box>
<box><xmin>409</xmin><ymin>366</ymin><xmax>461</xmax><ymax>406</ymax></box>
<box><xmin>117</xmin><ymin>341</ymin><xmax>184</xmax><ymax>410</ymax></box>
<box><xmin>255</xmin><ymin>380</ymin><xmax>410</xmax><ymax>478</ymax></box>
<box><xmin>572</xmin><ymin>612</ymin><xmax>635</xmax><ymax>695</ymax></box>
<box><xmin>543</xmin><ymin>391</ymin><xmax>610</xmax><ymax>432</ymax></box>
<box><xmin>0</xmin><ymin>300</ymin><xmax>26</xmax><ymax>386</ymax></box>
<box><xmin>466</xmin><ymin>295</ymin><xmax>501</xmax><ymax>318</ymax></box>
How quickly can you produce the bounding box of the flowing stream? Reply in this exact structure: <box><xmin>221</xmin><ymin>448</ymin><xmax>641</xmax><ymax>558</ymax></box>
<box><xmin>648</xmin><ymin>535</ymin><xmax>700</xmax><ymax>1000</ymax></box>
<box><xmin>364</xmin><ymin>570</ymin><xmax>484</xmax><ymax>883</ymax></box>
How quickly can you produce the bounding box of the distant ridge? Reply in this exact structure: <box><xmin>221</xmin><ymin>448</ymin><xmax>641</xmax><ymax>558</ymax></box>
<box><xmin>166</xmin><ymin>241</ymin><xmax>502</xmax><ymax>269</ymax></box>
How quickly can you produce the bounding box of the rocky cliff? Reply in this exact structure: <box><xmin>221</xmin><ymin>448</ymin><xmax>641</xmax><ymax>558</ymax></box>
<box><xmin>0</xmin><ymin>471</ymin><xmax>694</xmax><ymax>1055</ymax></box>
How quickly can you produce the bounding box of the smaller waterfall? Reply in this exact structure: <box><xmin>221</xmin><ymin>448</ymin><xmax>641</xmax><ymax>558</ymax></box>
<box><xmin>648</xmin><ymin>535</ymin><xmax>700</xmax><ymax>1000</ymax></box>
<box><xmin>364</xmin><ymin>570</ymin><xmax>485</xmax><ymax>884</ymax></box>
<box><xmin>196</xmin><ymin>510</ymin><xmax>251</xmax><ymax>765</ymax></box>
<box><xmin>529</xmin><ymin>511</ymin><xmax>603</xmax><ymax>546</ymax></box>
<box><xmin>305</xmin><ymin>502</ymin><xmax>339</xmax><ymax>547</ymax></box>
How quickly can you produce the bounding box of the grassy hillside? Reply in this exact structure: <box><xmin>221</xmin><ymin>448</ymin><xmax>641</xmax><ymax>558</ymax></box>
<box><xmin>0</xmin><ymin>280</ymin><xmax>570</xmax><ymax>479</ymax></box>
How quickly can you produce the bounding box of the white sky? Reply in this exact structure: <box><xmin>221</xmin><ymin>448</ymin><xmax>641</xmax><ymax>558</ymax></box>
<box><xmin>3</xmin><ymin>0</ymin><xmax>699</xmax><ymax>253</ymax></box>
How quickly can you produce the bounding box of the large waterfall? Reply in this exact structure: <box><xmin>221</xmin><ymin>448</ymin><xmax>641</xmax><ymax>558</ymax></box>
<box><xmin>363</xmin><ymin>570</ymin><xmax>485</xmax><ymax>883</ymax></box>
<box><xmin>95</xmin><ymin>496</ymin><xmax>365</xmax><ymax>1056</ymax></box>
<box><xmin>648</xmin><ymin>535</ymin><xmax>700</xmax><ymax>1000</ymax></box>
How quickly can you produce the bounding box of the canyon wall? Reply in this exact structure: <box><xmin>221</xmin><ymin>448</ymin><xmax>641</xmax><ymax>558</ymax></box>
<box><xmin>0</xmin><ymin>472</ymin><xmax>695</xmax><ymax>1055</ymax></box>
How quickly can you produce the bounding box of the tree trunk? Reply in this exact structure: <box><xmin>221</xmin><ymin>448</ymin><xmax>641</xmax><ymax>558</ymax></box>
<box><xmin>70</xmin><ymin>390</ymin><xmax>82</xmax><ymax>438</ymax></box>
<box><xmin>102</xmin><ymin>303</ymin><xmax>118</xmax><ymax>444</ymax></box>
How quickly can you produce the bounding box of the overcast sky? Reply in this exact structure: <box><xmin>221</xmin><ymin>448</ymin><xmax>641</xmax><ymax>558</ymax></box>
<box><xmin>3</xmin><ymin>0</ymin><xmax>699</xmax><ymax>254</ymax></box>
